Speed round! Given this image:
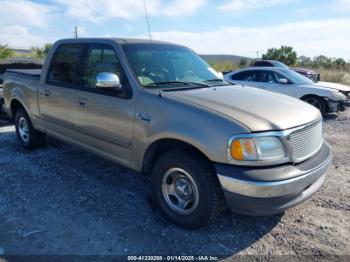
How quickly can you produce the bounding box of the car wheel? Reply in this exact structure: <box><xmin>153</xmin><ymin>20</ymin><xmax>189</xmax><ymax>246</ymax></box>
<box><xmin>302</xmin><ymin>96</ymin><xmax>327</xmax><ymax>116</ymax></box>
<box><xmin>15</xmin><ymin>108</ymin><xmax>46</xmax><ymax>149</ymax></box>
<box><xmin>151</xmin><ymin>150</ymin><xmax>224</xmax><ymax>229</ymax></box>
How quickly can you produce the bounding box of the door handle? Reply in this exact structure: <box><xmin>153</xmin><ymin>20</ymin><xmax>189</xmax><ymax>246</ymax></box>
<box><xmin>78</xmin><ymin>97</ymin><xmax>88</xmax><ymax>107</ymax></box>
<box><xmin>43</xmin><ymin>89</ymin><xmax>51</xmax><ymax>97</ymax></box>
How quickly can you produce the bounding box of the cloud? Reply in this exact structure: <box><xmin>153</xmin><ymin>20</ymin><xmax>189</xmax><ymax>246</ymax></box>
<box><xmin>0</xmin><ymin>25</ymin><xmax>57</xmax><ymax>48</ymax></box>
<box><xmin>149</xmin><ymin>18</ymin><xmax>350</xmax><ymax>59</ymax></box>
<box><xmin>335</xmin><ymin>0</ymin><xmax>350</xmax><ymax>10</ymax></box>
<box><xmin>53</xmin><ymin>0</ymin><xmax>206</xmax><ymax>22</ymax></box>
<box><xmin>160</xmin><ymin>0</ymin><xmax>206</xmax><ymax>16</ymax></box>
<box><xmin>218</xmin><ymin>0</ymin><xmax>293</xmax><ymax>11</ymax></box>
<box><xmin>0</xmin><ymin>0</ymin><xmax>61</xmax><ymax>47</ymax></box>
<box><xmin>0</xmin><ymin>0</ymin><xmax>57</xmax><ymax>28</ymax></box>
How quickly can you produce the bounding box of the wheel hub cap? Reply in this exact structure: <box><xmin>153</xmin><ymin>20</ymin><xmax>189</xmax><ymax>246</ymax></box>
<box><xmin>175</xmin><ymin>178</ymin><xmax>193</xmax><ymax>199</ymax></box>
<box><xmin>18</xmin><ymin>117</ymin><xmax>29</xmax><ymax>143</ymax></box>
<box><xmin>161</xmin><ymin>167</ymin><xmax>199</xmax><ymax>215</ymax></box>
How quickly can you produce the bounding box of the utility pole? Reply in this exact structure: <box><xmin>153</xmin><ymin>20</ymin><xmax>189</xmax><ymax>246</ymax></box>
<box><xmin>253</xmin><ymin>49</ymin><xmax>264</xmax><ymax>60</ymax></box>
<box><xmin>74</xmin><ymin>26</ymin><xmax>78</xmax><ymax>38</ymax></box>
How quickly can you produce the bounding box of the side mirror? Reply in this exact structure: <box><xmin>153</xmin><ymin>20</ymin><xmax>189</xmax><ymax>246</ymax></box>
<box><xmin>278</xmin><ymin>78</ymin><xmax>288</xmax><ymax>84</ymax></box>
<box><xmin>96</xmin><ymin>72</ymin><xmax>122</xmax><ymax>92</ymax></box>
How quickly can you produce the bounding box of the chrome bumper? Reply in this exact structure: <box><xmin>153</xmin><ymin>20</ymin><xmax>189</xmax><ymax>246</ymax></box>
<box><xmin>215</xmin><ymin>142</ymin><xmax>332</xmax><ymax>215</ymax></box>
<box><xmin>218</xmin><ymin>156</ymin><xmax>330</xmax><ymax>198</ymax></box>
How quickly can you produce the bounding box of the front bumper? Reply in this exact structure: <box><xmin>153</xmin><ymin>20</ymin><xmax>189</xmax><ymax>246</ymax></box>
<box><xmin>216</xmin><ymin>142</ymin><xmax>332</xmax><ymax>216</ymax></box>
<box><xmin>327</xmin><ymin>100</ymin><xmax>346</xmax><ymax>112</ymax></box>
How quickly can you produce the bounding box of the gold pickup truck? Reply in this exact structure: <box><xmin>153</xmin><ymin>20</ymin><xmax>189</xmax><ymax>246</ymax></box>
<box><xmin>2</xmin><ymin>38</ymin><xmax>332</xmax><ymax>228</ymax></box>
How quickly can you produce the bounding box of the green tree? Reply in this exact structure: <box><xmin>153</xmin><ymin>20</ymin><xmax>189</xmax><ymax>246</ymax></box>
<box><xmin>31</xmin><ymin>43</ymin><xmax>52</xmax><ymax>59</ymax></box>
<box><xmin>298</xmin><ymin>55</ymin><xmax>313</xmax><ymax>67</ymax></box>
<box><xmin>0</xmin><ymin>44</ymin><xmax>14</xmax><ymax>59</ymax></box>
<box><xmin>239</xmin><ymin>58</ymin><xmax>248</xmax><ymax>68</ymax></box>
<box><xmin>262</xmin><ymin>46</ymin><xmax>297</xmax><ymax>66</ymax></box>
<box><xmin>332</xmin><ymin>58</ymin><xmax>346</xmax><ymax>69</ymax></box>
<box><xmin>313</xmin><ymin>55</ymin><xmax>332</xmax><ymax>69</ymax></box>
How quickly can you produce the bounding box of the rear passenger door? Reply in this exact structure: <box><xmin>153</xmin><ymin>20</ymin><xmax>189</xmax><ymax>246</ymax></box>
<box><xmin>39</xmin><ymin>44</ymin><xmax>85</xmax><ymax>133</ymax></box>
<box><xmin>71</xmin><ymin>44</ymin><xmax>135</xmax><ymax>166</ymax></box>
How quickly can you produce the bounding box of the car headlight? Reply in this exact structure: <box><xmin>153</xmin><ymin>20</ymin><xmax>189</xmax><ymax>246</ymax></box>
<box><xmin>228</xmin><ymin>136</ymin><xmax>287</xmax><ymax>164</ymax></box>
<box><xmin>329</xmin><ymin>91</ymin><xmax>347</xmax><ymax>101</ymax></box>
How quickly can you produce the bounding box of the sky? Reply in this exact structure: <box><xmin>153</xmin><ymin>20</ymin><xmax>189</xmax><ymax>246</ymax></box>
<box><xmin>0</xmin><ymin>0</ymin><xmax>350</xmax><ymax>59</ymax></box>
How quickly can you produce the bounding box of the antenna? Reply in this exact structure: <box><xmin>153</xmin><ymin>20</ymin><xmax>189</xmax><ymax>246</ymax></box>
<box><xmin>142</xmin><ymin>0</ymin><xmax>152</xmax><ymax>41</ymax></box>
<box><xmin>74</xmin><ymin>26</ymin><xmax>78</xmax><ymax>38</ymax></box>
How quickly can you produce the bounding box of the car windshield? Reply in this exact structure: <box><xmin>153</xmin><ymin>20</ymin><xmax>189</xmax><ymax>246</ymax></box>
<box><xmin>122</xmin><ymin>43</ymin><xmax>228</xmax><ymax>89</ymax></box>
<box><xmin>282</xmin><ymin>69</ymin><xmax>314</xmax><ymax>84</ymax></box>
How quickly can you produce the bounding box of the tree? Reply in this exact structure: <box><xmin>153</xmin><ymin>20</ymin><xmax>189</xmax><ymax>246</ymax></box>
<box><xmin>298</xmin><ymin>55</ymin><xmax>313</xmax><ymax>67</ymax></box>
<box><xmin>239</xmin><ymin>58</ymin><xmax>248</xmax><ymax>68</ymax></box>
<box><xmin>0</xmin><ymin>44</ymin><xmax>14</xmax><ymax>59</ymax></box>
<box><xmin>262</xmin><ymin>46</ymin><xmax>297</xmax><ymax>66</ymax></box>
<box><xmin>313</xmin><ymin>55</ymin><xmax>332</xmax><ymax>69</ymax></box>
<box><xmin>332</xmin><ymin>58</ymin><xmax>346</xmax><ymax>69</ymax></box>
<box><xmin>31</xmin><ymin>43</ymin><xmax>52</xmax><ymax>59</ymax></box>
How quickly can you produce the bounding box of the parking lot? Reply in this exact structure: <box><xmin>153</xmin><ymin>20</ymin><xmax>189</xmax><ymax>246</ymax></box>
<box><xmin>0</xmin><ymin>109</ymin><xmax>349</xmax><ymax>259</ymax></box>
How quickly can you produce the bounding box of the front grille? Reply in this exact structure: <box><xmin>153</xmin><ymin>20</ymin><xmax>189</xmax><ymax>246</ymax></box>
<box><xmin>288</xmin><ymin>121</ymin><xmax>323</xmax><ymax>163</ymax></box>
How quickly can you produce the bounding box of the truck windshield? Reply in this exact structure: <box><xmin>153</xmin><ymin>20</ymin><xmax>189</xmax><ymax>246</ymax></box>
<box><xmin>122</xmin><ymin>43</ymin><xmax>227</xmax><ymax>88</ymax></box>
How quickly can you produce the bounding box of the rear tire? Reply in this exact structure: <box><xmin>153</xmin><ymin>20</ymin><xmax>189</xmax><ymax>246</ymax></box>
<box><xmin>14</xmin><ymin>108</ymin><xmax>46</xmax><ymax>149</ymax></box>
<box><xmin>302</xmin><ymin>95</ymin><xmax>327</xmax><ymax>116</ymax></box>
<box><xmin>151</xmin><ymin>151</ymin><xmax>224</xmax><ymax>229</ymax></box>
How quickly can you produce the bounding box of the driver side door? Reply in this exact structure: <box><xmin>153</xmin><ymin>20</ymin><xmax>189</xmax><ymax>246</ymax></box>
<box><xmin>257</xmin><ymin>70</ymin><xmax>298</xmax><ymax>98</ymax></box>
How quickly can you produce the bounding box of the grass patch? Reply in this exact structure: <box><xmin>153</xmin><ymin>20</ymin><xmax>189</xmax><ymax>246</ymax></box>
<box><xmin>318</xmin><ymin>69</ymin><xmax>350</xmax><ymax>85</ymax></box>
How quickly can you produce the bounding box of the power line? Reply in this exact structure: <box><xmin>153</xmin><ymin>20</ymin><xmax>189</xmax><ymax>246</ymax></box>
<box><xmin>142</xmin><ymin>0</ymin><xmax>152</xmax><ymax>41</ymax></box>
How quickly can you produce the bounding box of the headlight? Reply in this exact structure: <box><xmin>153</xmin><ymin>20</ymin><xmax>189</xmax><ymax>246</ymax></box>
<box><xmin>329</xmin><ymin>91</ymin><xmax>347</xmax><ymax>101</ymax></box>
<box><xmin>228</xmin><ymin>136</ymin><xmax>287</xmax><ymax>164</ymax></box>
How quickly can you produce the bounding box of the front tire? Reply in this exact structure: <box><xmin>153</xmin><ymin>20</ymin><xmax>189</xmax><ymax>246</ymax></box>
<box><xmin>151</xmin><ymin>151</ymin><xmax>223</xmax><ymax>229</ymax></box>
<box><xmin>302</xmin><ymin>95</ymin><xmax>327</xmax><ymax>116</ymax></box>
<box><xmin>14</xmin><ymin>108</ymin><xmax>46</xmax><ymax>149</ymax></box>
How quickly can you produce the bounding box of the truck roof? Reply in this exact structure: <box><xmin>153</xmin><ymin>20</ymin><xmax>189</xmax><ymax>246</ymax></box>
<box><xmin>56</xmin><ymin>38</ymin><xmax>176</xmax><ymax>45</ymax></box>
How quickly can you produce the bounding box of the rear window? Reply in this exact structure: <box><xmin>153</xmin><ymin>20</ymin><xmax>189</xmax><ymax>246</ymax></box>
<box><xmin>254</xmin><ymin>61</ymin><xmax>272</xmax><ymax>67</ymax></box>
<box><xmin>47</xmin><ymin>44</ymin><xmax>84</xmax><ymax>85</ymax></box>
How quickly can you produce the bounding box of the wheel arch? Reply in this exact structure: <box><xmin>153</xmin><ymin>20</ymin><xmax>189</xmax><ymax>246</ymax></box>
<box><xmin>142</xmin><ymin>138</ymin><xmax>215</xmax><ymax>175</ymax></box>
<box><xmin>300</xmin><ymin>94</ymin><xmax>326</xmax><ymax>101</ymax></box>
<box><xmin>10</xmin><ymin>99</ymin><xmax>27</xmax><ymax>118</ymax></box>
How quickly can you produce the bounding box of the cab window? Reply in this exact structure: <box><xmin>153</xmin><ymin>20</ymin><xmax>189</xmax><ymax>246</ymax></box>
<box><xmin>232</xmin><ymin>71</ymin><xmax>259</xmax><ymax>82</ymax></box>
<box><xmin>47</xmin><ymin>44</ymin><xmax>84</xmax><ymax>85</ymax></box>
<box><xmin>258</xmin><ymin>70</ymin><xmax>289</xmax><ymax>84</ymax></box>
<box><xmin>80</xmin><ymin>45</ymin><xmax>126</xmax><ymax>89</ymax></box>
<box><xmin>259</xmin><ymin>71</ymin><xmax>277</xmax><ymax>83</ymax></box>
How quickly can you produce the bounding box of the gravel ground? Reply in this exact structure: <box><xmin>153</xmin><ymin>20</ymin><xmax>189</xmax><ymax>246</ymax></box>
<box><xmin>0</xmin><ymin>109</ymin><xmax>349</xmax><ymax>260</ymax></box>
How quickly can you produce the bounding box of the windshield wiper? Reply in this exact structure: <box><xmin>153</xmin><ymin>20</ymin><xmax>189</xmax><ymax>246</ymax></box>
<box><xmin>204</xmin><ymin>78</ymin><xmax>225</xmax><ymax>82</ymax></box>
<box><xmin>145</xmin><ymin>81</ymin><xmax>210</xmax><ymax>88</ymax></box>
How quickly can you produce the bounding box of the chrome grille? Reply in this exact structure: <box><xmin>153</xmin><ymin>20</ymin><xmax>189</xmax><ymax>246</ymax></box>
<box><xmin>288</xmin><ymin>121</ymin><xmax>323</xmax><ymax>163</ymax></box>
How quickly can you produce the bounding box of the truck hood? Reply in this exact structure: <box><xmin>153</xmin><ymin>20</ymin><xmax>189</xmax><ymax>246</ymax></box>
<box><xmin>164</xmin><ymin>85</ymin><xmax>321</xmax><ymax>132</ymax></box>
<box><xmin>307</xmin><ymin>81</ymin><xmax>350</xmax><ymax>92</ymax></box>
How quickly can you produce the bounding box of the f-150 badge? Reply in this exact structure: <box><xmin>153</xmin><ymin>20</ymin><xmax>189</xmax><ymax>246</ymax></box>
<box><xmin>136</xmin><ymin>112</ymin><xmax>151</xmax><ymax>122</ymax></box>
